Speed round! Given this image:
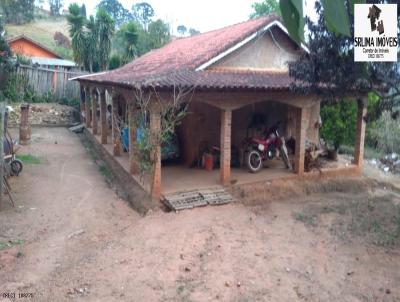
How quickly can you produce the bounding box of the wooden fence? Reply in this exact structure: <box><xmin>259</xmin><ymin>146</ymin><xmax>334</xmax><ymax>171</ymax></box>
<box><xmin>16</xmin><ymin>65</ymin><xmax>87</xmax><ymax>100</ymax></box>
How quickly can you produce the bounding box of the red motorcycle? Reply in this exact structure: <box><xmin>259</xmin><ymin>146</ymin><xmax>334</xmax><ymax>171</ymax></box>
<box><xmin>245</xmin><ymin>122</ymin><xmax>292</xmax><ymax>173</ymax></box>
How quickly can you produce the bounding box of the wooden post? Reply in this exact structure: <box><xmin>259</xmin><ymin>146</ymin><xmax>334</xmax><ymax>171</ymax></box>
<box><xmin>85</xmin><ymin>86</ymin><xmax>91</xmax><ymax>128</ymax></box>
<box><xmin>19</xmin><ymin>104</ymin><xmax>31</xmax><ymax>145</ymax></box>
<box><xmin>150</xmin><ymin>105</ymin><xmax>162</xmax><ymax>200</ymax></box>
<box><xmin>128</xmin><ymin>101</ymin><xmax>139</xmax><ymax>174</ymax></box>
<box><xmin>91</xmin><ymin>88</ymin><xmax>98</xmax><ymax>135</ymax></box>
<box><xmin>354</xmin><ymin>98</ymin><xmax>367</xmax><ymax>169</ymax></box>
<box><xmin>220</xmin><ymin>108</ymin><xmax>232</xmax><ymax>186</ymax></box>
<box><xmin>112</xmin><ymin>96</ymin><xmax>121</xmax><ymax>156</ymax></box>
<box><xmin>294</xmin><ymin>107</ymin><xmax>308</xmax><ymax>175</ymax></box>
<box><xmin>99</xmin><ymin>88</ymin><xmax>107</xmax><ymax>144</ymax></box>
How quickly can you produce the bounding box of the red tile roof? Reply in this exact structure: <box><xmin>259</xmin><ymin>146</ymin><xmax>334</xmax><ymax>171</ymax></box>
<box><xmin>77</xmin><ymin>14</ymin><xmax>295</xmax><ymax>90</ymax></box>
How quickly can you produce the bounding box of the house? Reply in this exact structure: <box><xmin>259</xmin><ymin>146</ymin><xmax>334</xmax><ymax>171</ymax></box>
<box><xmin>7</xmin><ymin>35</ymin><xmax>75</xmax><ymax>69</ymax></box>
<box><xmin>72</xmin><ymin>14</ymin><xmax>367</xmax><ymax>205</ymax></box>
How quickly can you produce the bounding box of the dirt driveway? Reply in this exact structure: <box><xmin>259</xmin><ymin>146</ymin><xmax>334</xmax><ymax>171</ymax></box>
<box><xmin>0</xmin><ymin>128</ymin><xmax>400</xmax><ymax>302</ymax></box>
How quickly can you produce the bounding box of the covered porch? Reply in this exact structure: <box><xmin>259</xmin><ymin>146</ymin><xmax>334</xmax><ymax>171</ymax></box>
<box><xmin>79</xmin><ymin>85</ymin><xmax>366</xmax><ymax>202</ymax></box>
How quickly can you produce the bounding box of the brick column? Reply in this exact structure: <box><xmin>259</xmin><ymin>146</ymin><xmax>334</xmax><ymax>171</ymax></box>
<box><xmin>99</xmin><ymin>88</ymin><xmax>107</xmax><ymax>144</ymax></box>
<box><xmin>128</xmin><ymin>102</ymin><xmax>140</xmax><ymax>174</ymax></box>
<box><xmin>112</xmin><ymin>96</ymin><xmax>121</xmax><ymax>156</ymax></box>
<box><xmin>220</xmin><ymin>108</ymin><xmax>232</xmax><ymax>186</ymax></box>
<box><xmin>84</xmin><ymin>87</ymin><xmax>91</xmax><ymax>128</ymax></box>
<box><xmin>354</xmin><ymin>99</ymin><xmax>367</xmax><ymax>169</ymax></box>
<box><xmin>150</xmin><ymin>105</ymin><xmax>162</xmax><ymax>200</ymax></box>
<box><xmin>91</xmin><ymin>89</ymin><xmax>98</xmax><ymax>135</ymax></box>
<box><xmin>80</xmin><ymin>86</ymin><xmax>85</xmax><ymax>124</ymax></box>
<box><xmin>294</xmin><ymin>107</ymin><xmax>308</xmax><ymax>175</ymax></box>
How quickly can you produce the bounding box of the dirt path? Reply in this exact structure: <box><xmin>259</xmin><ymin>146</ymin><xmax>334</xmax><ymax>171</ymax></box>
<box><xmin>0</xmin><ymin>128</ymin><xmax>399</xmax><ymax>302</ymax></box>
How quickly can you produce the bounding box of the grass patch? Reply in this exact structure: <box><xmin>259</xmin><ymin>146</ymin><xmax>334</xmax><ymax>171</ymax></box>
<box><xmin>16</xmin><ymin>154</ymin><xmax>41</xmax><ymax>164</ymax></box>
<box><xmin>0</xmin><ymin>239</ymin><xmax>24</xmax><ymax>251</ymax></box>
<box><xmin>98</xmin><ymin>165</ymin><xmax>113</xmax><ymax>182</ymax></box>
<box><xmin>293</xmin><ymin>195</ymin><xmax>400</xmax><ymax>247</ymax></box>
<box><xmin>339</xmin><ymin>145</ymin><xmax>384</xmax><ymax>159</ymax></box>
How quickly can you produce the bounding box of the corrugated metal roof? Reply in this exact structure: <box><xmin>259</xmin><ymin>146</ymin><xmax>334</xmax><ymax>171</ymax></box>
<box><xmin>31</xmin><ymin>56</ymin><xmax>76</xmax><ymax>67</ymax></box>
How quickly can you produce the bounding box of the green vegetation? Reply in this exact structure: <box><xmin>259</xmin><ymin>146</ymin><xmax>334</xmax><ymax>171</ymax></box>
<box><xmin>249</xmin><ymin>0</ymin><xmax>280</xmax><ymax>19</ymax></box>
<box><xmin>320</xmin><ymin>100</ymin><xmax>357</xmax><ymax>150</ymax></box>
<box><xmin>0</xmin><ymin>0</ymin><xmax>34</xmax><ymax>25</ymax></box>
<box><xmin>5</xmin><ymin>18</ymin><xmax>71</xmax><ymax>58</ymax></box>
<box><xmin>0</xmin><ymin>239</ymin><xmax>24</xmax><ymax>250</ymax></box>
<box><xmin>16</xmin><ymin>154</ymin><xmax>41</xmax><ymax>164</ymax></box>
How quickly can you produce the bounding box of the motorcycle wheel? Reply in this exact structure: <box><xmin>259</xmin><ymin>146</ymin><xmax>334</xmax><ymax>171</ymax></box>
<box><xmin>11</xmin><ymin>159</ymin><xmax>23</xmax><ymax>176</ymax></box>
<box><xmin>245</xmin><ymin>150</ymin><xmax>263</xmax><ymax>173</ymax></box>
<box><xmin>280</xmin><ymin>145</ymin><xmax>292</xmax><ymax>170</ymax></box>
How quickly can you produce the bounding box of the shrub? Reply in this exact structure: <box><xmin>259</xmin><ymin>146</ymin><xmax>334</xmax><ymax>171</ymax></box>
<box><xmin>320</xmin><ymin>99</ymin><xmax>357</xmax><ymax>150</ymax></box>
<box><xmin>368</xmin><ymin>111</ymin><xmax>400</xmax><ymax>154</ymax></box>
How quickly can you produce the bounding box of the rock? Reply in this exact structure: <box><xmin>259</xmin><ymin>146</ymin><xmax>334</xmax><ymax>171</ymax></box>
<box><xmin>383</xmin><ymin>166</ymin><xmax>390</xmax><ymax>172</ymax></box>
<box><xmin>237</xmin><ymin>281</ymin><xmax>241</xmax><ymax>287</ymax></box>
<box><xmin>386</xmin><ymin>289</ymin><xmax>391</xmax><ymax>294</ymax></box>
<box><xmin>67</xmin><ymin>229</ymin><xmax>85</xmax><ymax>239</ymax></box>
<box><xmin>225</xmin><ymin>281</ymin><xmax>231</xmax><ymax>287</ymax></box>
<box><xmin>184</xmin><ymin>266</ymin><xmax>191</xmax><ymax>272</ymax></box>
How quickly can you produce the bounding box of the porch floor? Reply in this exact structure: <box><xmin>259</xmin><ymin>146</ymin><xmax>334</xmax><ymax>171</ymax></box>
<box><xmin>89</xmin><ymin>129</ymin><xmax>357</xmax><ymax>197</ymax></box>
<box><xmin>161</xmin><ymin>160</ymin><xmax>293</xmax><ymax>194</ymax></box>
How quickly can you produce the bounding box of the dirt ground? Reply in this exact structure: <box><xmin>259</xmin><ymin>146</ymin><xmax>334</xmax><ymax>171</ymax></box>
<box><xmin>1</xmin><ymin>127</ymin><xmax>400</xmax><ymax>302</ymax></box>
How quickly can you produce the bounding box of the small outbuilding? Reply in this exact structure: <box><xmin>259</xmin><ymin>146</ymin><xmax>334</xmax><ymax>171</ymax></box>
<box><xmin>7</xmin><ymin>35</ymin><xmax>76</xmax><ymax>69</ymax></box>
<box><xmin>73</xmin><ymin>15</ymin><xmax>367</xmax><ymax>202</ymax></box>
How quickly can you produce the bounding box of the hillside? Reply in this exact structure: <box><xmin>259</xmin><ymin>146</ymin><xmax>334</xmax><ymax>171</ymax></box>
<box><xmin>5</xmin><ymin>17</ymin><xmax>73</xmax><ymax>59</ymax></box>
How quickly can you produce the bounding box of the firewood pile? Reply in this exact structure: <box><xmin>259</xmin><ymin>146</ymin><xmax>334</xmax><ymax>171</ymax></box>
<box><xmin>304</xmin><ymin>140</ymin><xmax>337</xmax><ymax>172</ymax></box>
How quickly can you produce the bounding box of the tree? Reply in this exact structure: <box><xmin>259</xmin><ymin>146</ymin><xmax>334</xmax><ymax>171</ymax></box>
<box><xmin>80</xmin><ymin>4</ymin><xmax>86</xmax><ymax>18</ymax></box>
<box><xmin>0</xmin><ymin>15</ymin><xmax>13</xmax><ymax>94</ymax></box>
<box><xmin>132</xmin><ymin>2</ymin><xmax>154</xmax><ymax>31</ymax></box>
<box><xmin>67</xmin><ymin>3</ymin><xmax>115</xmax><ymax>72</ymax></box>
<box><xmin>97</xmin><ymin>0</ymin><xmax>131</xmax><ymax>28</ymax></box>
<box><xmin>147</xmin><ymin>19</ymin><xmax>170</xmax><ymax>49</ymax></box>
<box><xmin>96</xmin><ymin>9</ymin><xmax>115</xmax><ymax>71</ymax></box>
<box><xmin>249</xmin><ymin>0</ymin><xmax>280</xmax><ymax>19</ymax></box>
<box><xmin>188</xmin><ymin>28</ymin><xmax>200</xmax><ymax>36</ymax></box>
<box><xmin>66</xmin><ymin>3</ymin><xmax>86</xmax><ymax>68</ymax></box>
<box><xmin>289</xmin><ymin>1</ymin><xmax>400</xmax><ymax>149</ymax></box>
<box><xmin>120</xmin><ymin>21</ymin><xmax>139</xmax><ymax>62</ymax></box>
<box><xmin>289</xmin><ymin>1</ymin><xmax>400</xmax><ymax>117</ymax></box>
<box><xmin>0</xmin><ymin>0</ymin><xmax>35</xmax><ymax>24</ymax></box>
<box><xmin>177</xmin><ymin>25</ymin><xmax>187</xmax><ymax>36</ymax></box>
<box><xmin>48</xmin><ymin>0</ymin><xmax>63</xmax><ymax>16</ymax></box>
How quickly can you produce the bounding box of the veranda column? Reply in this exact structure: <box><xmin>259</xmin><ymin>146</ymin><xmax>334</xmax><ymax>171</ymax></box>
<box><xmin>99</xmin><ymin>88</ymin><xmax>107</xmax><ymax>144</ymax></box>
<box><xmin>128</xmin><ymin>101</ymin><xmax>140</xmax><ymax>174</ymax></box>
<box><xmin>353</xmin><ymin>98</ymin><xmax>367</xmax><ymax>169</ymax></box>
<box><xmin>112</xmin><ymin>96</ymin><xmax>121</xmax><ymax>156</ymax></box>
<box><xmin>80</xmin><ymin>85</ymin><xmax>85</xmax><ymax>124</ymax></box>
<box><xmin>91</xmin><ymin>88</ymin><xmax>98</xmax><ymax>135</ymax></box>
<box><xmin>150</xmin><ymin>105</ymin><xmax>162</xmax><ymax>200</ymax></box>
<box><xmin>294</xmin><ymin>106</ymin><xmax>308</xmax><ymax>175</ymax></box>
<box><xmin>84</xmin><ymin>86</ymin><xmax>91</xmax><ymax>128</ymax></box>
<box><xmin>220</xmin><ymin>108</ymin><xmax>232</xmax><ymax>186</ymax></box>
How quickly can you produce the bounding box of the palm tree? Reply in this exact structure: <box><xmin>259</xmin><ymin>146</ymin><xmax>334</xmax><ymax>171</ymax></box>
<box><xmin>86</xmin><ymin>15</ymin><xmax>99</xmax><ymax>72</ymax></box>
<box><xmin>96</xmin><ymin>9</ymin><xmax>115</xmax><ymax>71</ymax></box>
<box><xmin>122</xmin><ymin>22</ymin><xmax>139</xmax><ymax>62</ymax></box>
<box><xmin>66</xmin><ymin>4</ymin><xmax>86</xmax><ymax>69</ymax></box>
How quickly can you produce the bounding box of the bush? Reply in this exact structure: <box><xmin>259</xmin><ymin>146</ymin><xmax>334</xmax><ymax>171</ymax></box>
<box><xmin>3</xmin><ymin>72</ymin><xmax>40</xmax><ymax>103</ymax></box>
<box><xmin>320</xmin><ymin>99</ymin><xmax>357</xmax><ymax>150</ymax></box>
<box><xmin>109</xmin><ymin>54</ymin><xmax>122</xmax><ymax>70</ymax></box>
<box><xmin>368</xmin><ymin>111</ymin><xmax>400</xmax><ymax>154</ymax></box>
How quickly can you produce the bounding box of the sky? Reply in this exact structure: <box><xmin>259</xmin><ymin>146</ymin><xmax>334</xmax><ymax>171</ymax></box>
<box><xmin>63</xmin><ymin>0</ymin><xmax>317</xmax><ymax>34</ymax></box>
